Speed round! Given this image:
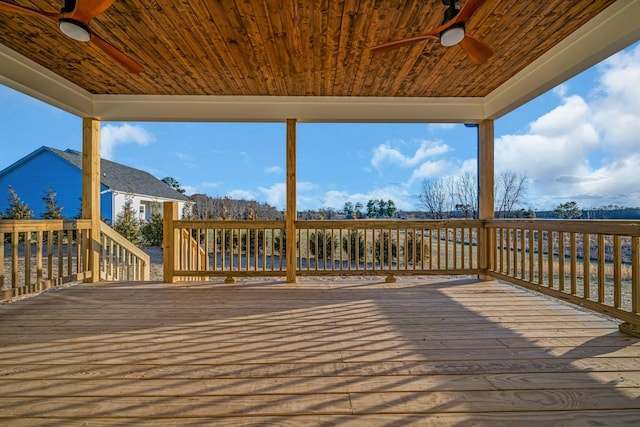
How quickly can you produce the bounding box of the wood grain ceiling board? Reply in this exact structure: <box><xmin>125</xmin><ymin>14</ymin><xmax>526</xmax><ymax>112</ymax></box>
<box><xmin>0</xmin><ymin>0</ymin><xmax>618</xmax><ymax>97</ymax></box>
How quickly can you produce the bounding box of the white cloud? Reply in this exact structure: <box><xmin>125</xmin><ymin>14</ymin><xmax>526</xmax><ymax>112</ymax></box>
<box><xmin>371</xmin><ymin>140</ymin><xmax>449</xmax><ymax>169</ymax></box>
<box><xmin>258</xmin><ymin>183</ymin><xmax>286</xmax><ymax>208</ymax></box>
<box><xmin>264</xmin><ymin>166</ymin><xmax>283</xmax><ymax>174</ymax></box>
<box><xmin>238</xmin><ymin>151</ymin><xmax>250</xmax><ymax>162</ymax></box>
<box><xmin>409</xmin><ymin>159</ymin><xmax>452</xmax><ymax>183</ymax></box>
<box><xmin>175</xmin><ymin>152</ymin><xmax>194</xmax><ymax>161</ymax></box>
<box><xmin>591</xmin><ymin>44</ymin><xmax>640</xmax><ymax>153</ymax></box>
<box><xmin>181</xmin><ymin>185</ymin><xmax>197</xmax><ymax>196</ymax></box>
<box><xmin>495</xmin><ymin>43</ymin><xmax>640</xmax><ymax>209</ymax></box>
<box><xmin>427</xmin><ymin>123</ymin><xmax>456</xmax><ymax>132</ymax></box>
<box><xmin>227</xmin><ymin>189</ymin><xmax>256</xmax><ymax>201</ymax></box>
<box><xmin>101</xmin><ymin>124</ymin><xmax>153</xmax><ymax>160</ymax></box>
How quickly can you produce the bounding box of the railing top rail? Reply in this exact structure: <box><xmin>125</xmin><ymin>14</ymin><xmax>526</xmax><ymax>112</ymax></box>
<box><xmin>486</xmin><ymin>218</ymin><xmax>640</xmax><ymax>236</ymax></box>
<box><xmin>0</xmin><ymin>219</ymin><xmax>92</xmax><ymax>232</ymax></box>
<box><xmin>298</xmin><ymin>219</ymin><xmax>483</xmax><ymax>228</ymax></box>
<box><xmin>174</xmin><ymin>219</ymin><xmax>286</xmax><ymax>228</ymax></box>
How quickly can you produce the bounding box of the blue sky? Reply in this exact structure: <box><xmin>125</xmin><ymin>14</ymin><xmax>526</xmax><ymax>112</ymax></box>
<box><xmin>1</xmin><ymin>41</ymin><xmax>639</xmax><ymax>212</ymax></box>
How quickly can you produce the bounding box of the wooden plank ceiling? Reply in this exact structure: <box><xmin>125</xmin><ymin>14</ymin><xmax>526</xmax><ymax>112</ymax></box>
<box><xmin>0</xmin><ymin>0</ymin><xmax>617</xmax><ymax>97</ymax></box>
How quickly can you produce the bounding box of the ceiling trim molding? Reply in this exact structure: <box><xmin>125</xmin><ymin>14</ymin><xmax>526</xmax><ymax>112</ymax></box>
<box><xmin>91</xmin><ymin>95</ymin><xmax>486</xmax><ymax>123</ymax></box>
<box><xmin>0</xmin><ymin>44</ymin><xmax>93</xmax><ymax>117</ymax></box>
<box><xmin>484</xmin><ymin>0</ymin><xmax>640</xmax><ymax>119</ymax></box>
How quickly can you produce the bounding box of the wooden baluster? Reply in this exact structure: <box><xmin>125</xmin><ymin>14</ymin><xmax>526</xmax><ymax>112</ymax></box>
<box><xmin>614</xmin><ymin>235</ymin><xmax>622</xmax><ymax>308</ymax></box>
<box><xmin>0</xmin><ymin>232</ymin><xmax>4</xmax><ymax>294</ymax></box>
<box><xmin>512</xmin><ymin>228</ymin><xmax>517</xmax><ymax>278</ymax></box>
<box><xmin>36</xmin><ymin>231</ymin><xmax>43</xmax><ymax>291</ymax></box>
<box><xmin>584</xmin><ymin>233</ymin><xmax>591</xmax><ymax>300</ymax></box>
<box><xmin>528</xmin><ymin>229</ymin><xmax>534</xmax><ymax>282</ymax></box>
<box><xmin>444</xmin><ymin>227</ymin><xmax>450</xmax><ymax>270</ymax></box>
<box><xmin>25</xmin><ymin>232</ymin><xmax>32</xmax><ymax>292</ymax></box>
<box><xmin>570</xmin><ymin>232</ymin><xmax>577</xmax><ymax>295</ymax></box>
<box><xmin>520</xmin><ymin>228</ymin><xmax>525</xmax><ymax>280</ymax></box>
<box><xmin>537</xmin><ymin>230</ymin><xmax>543</xmax><ymax>285</ymax></box>
<box><xmin>437</xmin><ymin>228</ymin><xmax>442</xmax><ymax>270</ymax></box>
<box><xmin>57</xmin><ymin>231</ymin><xmax>64</xmax><ymax>285</ymax></box>
<box><xmin>559</xmin><ymin>231</ymin><xmax>565</xmax><ymax>292</ymax></box>
<box><xmin>67</xmin><ymin>230</ymin><xmax>73</xmax><ymax>278</ymax></box>
<box><xmin>254</xmin><ymin>228</ymin><xmax>259</xmax><ymax>272</ymax></box>
<box><xmin>468</xmin><ymin>228</ymin><xmax>473</xmax><ymax>270</ymax></box>
<box><xmin>11</xmin><ymin>232</ymin><xmax>18</xmax><ymax>293</ymax></box>
<box><xmin>632</xmin><ymin>236</ymin><xmax>639</xmax><ymax>314</ymax></box>
<box><xmin>598</xmin><ymin>234</ymin><xmax>605</xmax><ymax>303</ymax></box>
<box><xmin>498</xmin><ymin>228</ymin><xmax>503</xmax><ymax>274</ymax></box>
<box><xmin>222</xmin><ymin>228</ymin><xmax>227</xmax><ymax>272</ymax></box>
<box><xmin>505</xmin><ymin>228</ymin><xmax>511</xmax><ymax>276</ymax></box>
<box><xmin>429</xmin><ymin>228</ymin><xmax>434</xmax><ymax>270</ymax></box>
<box><xmin>547</xmin><ymin>231</ymin><xmax>554</xmax><ymax>288</ymax></box>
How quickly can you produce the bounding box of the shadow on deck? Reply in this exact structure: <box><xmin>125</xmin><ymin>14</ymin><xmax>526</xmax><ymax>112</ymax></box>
<box><xmin>0</xmin><ymin>277</ymin><xmax>639</xmax><ymax>425</ymax></box>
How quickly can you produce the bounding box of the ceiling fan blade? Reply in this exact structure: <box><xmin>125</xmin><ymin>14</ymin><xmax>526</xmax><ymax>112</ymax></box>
<box><xmin>459</xmin><ymin>34</ymin><xmax>493</xmax><ymax>64</ymax></box>
<box><xmin>371</xmin><ymin>33</ymin><xmax>439</xmax><ymax>53</ymax></box>
<box><xmin>452</xmin><ymin>0</ymin><xmax>488</xmax><ymax>24</ymax></box>
<box><xmin>90</xmin><ymin>33</ymin><xmax>143</xmax><ymax>73</ymax></box>
<box><xmin>0</xmin><ymin>1</ymin><xmax>61</xmax><ymax>21</ymax></box>
<box><xmin>67</xmin><ymin>0</ymin><xmax>115</xmax><ymax>24</ymax></box>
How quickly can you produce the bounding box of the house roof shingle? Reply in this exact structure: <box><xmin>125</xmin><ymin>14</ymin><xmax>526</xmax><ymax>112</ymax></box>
<box><xmin>48</xmin><ymin>147</ymin><xmax>188</xmax><ymax>201</ymax></box>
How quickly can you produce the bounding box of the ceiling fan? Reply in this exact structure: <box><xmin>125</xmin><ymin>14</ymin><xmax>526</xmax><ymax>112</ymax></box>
<box><xmin>0</xmin><ymin>0</ymin><xmax>143</xmax><ymax>73</ymax></box>
<box><xmin>371</xmin><ymin>0</ymin><xmax>493</xmax><ymax>65</ymax></box>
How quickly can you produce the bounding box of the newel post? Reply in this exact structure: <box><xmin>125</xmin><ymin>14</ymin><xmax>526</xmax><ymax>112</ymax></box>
<box><xmin>82</xmin><ymin>117</ymin><xmax>101</xmax><ymax>283</ymax></box>
<box><xmin>286</xmin><ymin>119</ymin><xmax>297</xmax><ymax>283</ymax></box>
<box><xmin>478</xmin><ymin>119</ymin><xmax>495</xmax><ymax>280</ymax></box>
<box><xmin>163</xmin><ymin>201</ymin><xmax>178</xmax><ymax>283</ymax></box>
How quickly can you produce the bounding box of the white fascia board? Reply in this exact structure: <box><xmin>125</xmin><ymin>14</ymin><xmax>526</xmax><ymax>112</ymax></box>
<box><xmin>0</xmin><ymin>44</ymin><xmax>94</xmax><ymax>117</ymax></box>
<box><xmin>484</xmin><ymin>0</ymin><xmax>640</xmax><ymax>120</ymax></box>
<box><xmin>91</xmin><ymin>94</ymin><xmax>486</xmax><ymax>123</ymax></box>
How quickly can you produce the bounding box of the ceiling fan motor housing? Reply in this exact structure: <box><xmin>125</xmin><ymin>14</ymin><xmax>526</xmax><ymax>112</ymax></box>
<box><xmin>58</xmin><ymin>18</ymin><xmax>91</xmax><ymax>42</ymax></box>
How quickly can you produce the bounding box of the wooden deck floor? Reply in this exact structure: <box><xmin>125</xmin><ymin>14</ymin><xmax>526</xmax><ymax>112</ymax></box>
<box><xmin>1</xmin><ymin>277</ymin><xmax>640</xmax><ymax>426</ymax></box>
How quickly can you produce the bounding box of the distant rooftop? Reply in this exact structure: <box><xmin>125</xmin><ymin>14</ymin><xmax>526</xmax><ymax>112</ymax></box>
<box><xmin>48</xmin><ymin>147</ymin><xmax>188</xmax><ymax>201</ymax></box>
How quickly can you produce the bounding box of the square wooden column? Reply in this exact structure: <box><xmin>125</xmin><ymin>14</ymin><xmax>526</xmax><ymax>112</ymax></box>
<box><xmin>82</xmin><ymin>117</ymin><xmax>101</xmax><ymax>283</ymax></box>
<box><xmin>286</xmin><ymin>119</ymin><xmax>297</xmax><ymax>283</ymax></box>
<box><xmin>478</xmin><ymin>119</ymin><xmax>495</xmax><ymax>280</ymax></box>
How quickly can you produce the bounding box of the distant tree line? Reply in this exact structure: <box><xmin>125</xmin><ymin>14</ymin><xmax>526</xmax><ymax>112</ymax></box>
<box><xmin>341</xmin><ymin>199</ymin><xmax>397</xmax><ymax>219</ymax></box>
<box><xmin>188</xmin><ymin>194</ymin><xmax>283</xmax><ymax>220</ymax></box>
<box><xmin>4</xmin><ymin>177</ymin><xmax>640</xmax><ymax>249</ymax></box>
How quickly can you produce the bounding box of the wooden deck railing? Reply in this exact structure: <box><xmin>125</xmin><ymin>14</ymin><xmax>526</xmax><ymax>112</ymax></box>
<box><xmin>168</xmin><ymin>219</ymin><xmax>481</xmax><ymax>281</ymax></box>
<box><xmin>171</xmin><ymin>220</ymin><xmax>287</xmax><ymax>280</ymax></box>
<box><xmin>0</xmin><ymin>220</ymin><xmax>150</xmax><ymax>301</ymax></box>
<box><xmin>165</xmin><ymin>211</ymin><xmax>640</xmax><ymax>331</ymax></box>
<box><xmin>99</xmin><ymin>222</ymin><xmax>150</xmax><ymax>282</ymax></box>
<box><xmin>486</xmin><ymin>219</ymin><xmax>640</xmax><ymax>332</ymax></box>
<box><xmin>1</xmin><ymin>219</ymin><xmax>92</xmax><ymax>300</ymax></box>
<box><xmin>296</xmin><ymin>220</ymin><xmax>480</xmax><ymax>278</ymax></box>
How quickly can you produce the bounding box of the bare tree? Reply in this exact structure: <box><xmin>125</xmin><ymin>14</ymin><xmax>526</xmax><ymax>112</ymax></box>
<box><xmin>418</xmin><ymin>178</ymin><xmax>448</xmax><ymax>219</ymax></box>
<box><xmin>495</xmin><ymin>170</ymin><xmax>528</xmax><ymax>218</ymax></box>
<box><xmin>444</xmin><ymin>175</ymin><xmax>457</xmax><ymax>217</ymax></box>
<box><xmin>455</xmin><ymin>171</ymin><xmax>478</xmax><ymax>219</ymax></box>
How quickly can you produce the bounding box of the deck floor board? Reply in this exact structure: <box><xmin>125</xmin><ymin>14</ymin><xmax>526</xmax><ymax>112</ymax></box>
<box><xmin>1</xmin><ymin>278</ymin><xmax>639</xmax><ymax>425</ymax></box>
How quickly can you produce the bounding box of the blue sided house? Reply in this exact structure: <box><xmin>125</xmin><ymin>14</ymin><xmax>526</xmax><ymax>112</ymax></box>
<box><xmin>0</xmin><ymin>146</ymin><xmax>189</xmax><ymax>224</ymax></box>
